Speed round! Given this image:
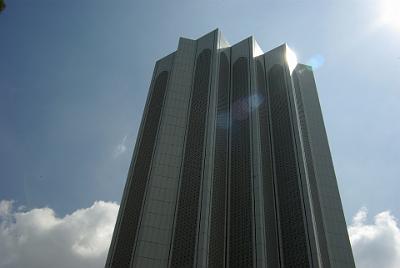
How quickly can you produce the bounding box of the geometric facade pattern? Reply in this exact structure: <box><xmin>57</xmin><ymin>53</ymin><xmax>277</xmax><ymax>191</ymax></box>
<box><xmin>105</xmin><ymin>29</ymin><xmax>355</xmax><ymax>268</ymax></box>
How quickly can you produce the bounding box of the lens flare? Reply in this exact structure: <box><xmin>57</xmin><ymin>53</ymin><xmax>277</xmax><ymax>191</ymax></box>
<box><xmin>306</xmin><ymin>54</ymin><xmax>325</xmax><ymax>70</ymax></box>
<box><xmin>231</xmin><ymin>94</ymin><xmax>265</xmax><ymax>122</ymax></box>
<box><xmin>250</xmin><ymin>94</ymin><xmax>264</xmax><ymax>110</ymax></box>
<box><xmin>232</xmin><ymin>98</ymin><xmax>249</xmax><ymax>121</ymax></box>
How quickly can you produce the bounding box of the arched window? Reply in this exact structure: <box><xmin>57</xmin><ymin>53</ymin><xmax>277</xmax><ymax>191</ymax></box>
<box><xmin>111</xmin><ymin>71</ymin><xmax>169</xmax><ymax>267</ymax></box>
<box><xmin>209</xmin><ymin>52</ymin><xmax>229</xmax><ymax>267</ymax></box>
<box><xmin>229</xmin><ymin>56</ymin><xmax>254</xmax><ymax>268</ymax></box>
<box><xmin>268</xmin><ymin>64</ymin><xmax>311</xmax><ymax>267</ymax></box>
<box><xmin>171</xmin><ymin>49</ymin><xmax>212</xmax><ymax>267</ymax></box>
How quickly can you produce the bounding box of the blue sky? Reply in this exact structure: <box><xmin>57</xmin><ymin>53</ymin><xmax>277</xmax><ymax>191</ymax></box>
<box><xmin>1</xmin><ymin>0</ymin><xmax>400</xmax><ymax>267</ymax></box>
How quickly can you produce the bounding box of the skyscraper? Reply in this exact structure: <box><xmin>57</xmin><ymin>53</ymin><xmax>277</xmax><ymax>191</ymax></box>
<box><xmin>106</xmin><ymin>29</ymin><xmax>355</xmax><ymax>268</ymax></box>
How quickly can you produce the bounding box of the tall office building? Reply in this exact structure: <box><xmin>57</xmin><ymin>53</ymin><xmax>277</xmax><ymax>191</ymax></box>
<box><xmin>106</xmin><ymin>29</ymin><xmax>355</xmax><ymax>268</ymax></box>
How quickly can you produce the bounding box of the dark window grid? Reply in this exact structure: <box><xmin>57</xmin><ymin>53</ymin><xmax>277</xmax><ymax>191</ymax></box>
<box><xmin>293</xmin><ymin>89</ymin><xmax>330</xmax><ymax>260</ymax></box>
<box><xmin>110</xmin><ymin>71</ymin><xmax>169</xmax><ymax>268</ymax></box>
<box><xmin>170</xmin><ymin>49</ymin><xmax>212</xmax><ymax>267</ymax></box>
<box><xmin>228</xmin><ymin>57</ymin><xmax>254</xmax><ymax>268</ymax></box>
<box><xmin>268</xmin><ymin>65</ymin><xmax>310</xmax><ymax>267</ymax></box>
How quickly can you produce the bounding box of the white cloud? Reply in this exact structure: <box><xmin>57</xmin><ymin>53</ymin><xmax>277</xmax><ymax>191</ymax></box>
<box><xmin>0</xmin><ymin>200</ymin><xmax>14</xmax><ymax>217</ymax></box>
<box><xmin>349</xmin><ymin>207</ymin><xmax>400</xmax><ymax>268</ymax></box>
<box><xmin>113</xmin><ymin>135</ymin><xmax>128</xmax><ymax>158</ymax></box>
<box><xmin>0</xmin><ymin>200</ymin><xmax>119</xmax><ymax>268</ymax></box>
<box><xmin>1</xmin><ymin>201</ymin><xmax>399</xmax><ymax>268</ymax></box>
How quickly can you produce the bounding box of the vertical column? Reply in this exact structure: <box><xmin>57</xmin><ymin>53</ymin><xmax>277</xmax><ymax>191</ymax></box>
<box><xmin>292</xmin><ymin>65</ymin><xmax>355</xmax><ymax>268</ymax></box>
<box><xmin>106</xmin><ymin>53</ymin><xmax>173</xmax><ymax>268</ymax></box>
<box><xmin>208</xmin><ymin>49</ymin><xmax>230</xmax><ymax>268</ymax></box>
<box><xmin>264</xmin><ymin>45</ymin><xmax>312</xmax><ymax>268</ymax></box>
<box><xmin>255</xmin><ymin>56</ymin><xmax>281</xmax><ymax>268</ymax></box>
<box><xmin>170</xmin><ymin>35</ymin><xmax>213</xmax><ymax>267</ymax></box>
<box><xmin>195</xmin><ymin>29</ymin><xmax>220</xmax><ymax>268</ymax></box>
<box><xmin>292</xmin><ymin>64</ymin><xmax>330</xmax><ymax>268</ymax></box>
<box><xmin>131</xmin><ymin>39</ymin><xmax>197</xmax><ymax>268</ymax></box>
<box><xmin>228</xmin><ymin>38</ymin><xmax>254</xmax><ymax>268</ymax></box>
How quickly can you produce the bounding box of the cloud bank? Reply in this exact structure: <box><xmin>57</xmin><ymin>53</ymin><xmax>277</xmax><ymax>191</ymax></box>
<box><xmin>1</xmin><ymin>200</ymin><xmax>399</xmax><ymax>268</ymax></box>
<box><xmin>0</xmin><ymin>200</ymin><xmax>118</xmax><ymax>268</ymax></box>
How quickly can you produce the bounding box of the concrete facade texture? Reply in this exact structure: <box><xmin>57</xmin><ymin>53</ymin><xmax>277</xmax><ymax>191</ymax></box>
<box><xmin>106</xmin><ymin>29</ymin><xmax>355</xmax><ymax>268</ymax></box>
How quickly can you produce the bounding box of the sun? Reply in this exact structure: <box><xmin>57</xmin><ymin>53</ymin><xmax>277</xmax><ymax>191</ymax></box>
<box><xmin>379</xmin><ymin>0</ymin><xmax>400</xmax><ymax>30</ymax></box>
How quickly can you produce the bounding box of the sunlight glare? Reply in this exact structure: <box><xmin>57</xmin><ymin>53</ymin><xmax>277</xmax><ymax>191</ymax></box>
<box><xmin>285</xmin><ymin>45</ymin><xmax>298</xmax><ymax>74</ymax></box>
<box><xmin>380</xmin><ymin>0</ymin><xmax>400</xmax><ymax>30</ymax></box>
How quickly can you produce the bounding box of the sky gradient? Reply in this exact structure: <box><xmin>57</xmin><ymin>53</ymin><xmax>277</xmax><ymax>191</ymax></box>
<box><xmin>1</xmin><ymin>0</ymin><xmax>399</xmax><ymax>267</ymax></box>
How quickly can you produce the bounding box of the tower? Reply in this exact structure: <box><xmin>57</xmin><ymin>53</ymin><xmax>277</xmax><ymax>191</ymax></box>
<box><xmin>106</xmin><ymin>29</ymin><xmax>355</xmax><ymax>268</ymax></box>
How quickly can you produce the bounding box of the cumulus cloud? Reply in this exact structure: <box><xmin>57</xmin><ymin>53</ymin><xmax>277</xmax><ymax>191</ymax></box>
<box><xmin>113</xmin><ymin>135</ymin><xmax>128</xmax><ymax>158</ymax></box>
<box><xmin>0</xmin><ymin>200</ymin><xmax>13</xmax><ymax>217</ymax></box>
<box><xmin>0</xmin><ymin>200</ymin><xmax>119</xmax><ymax>268</ymax></box>
<box><xmin>1</xmin><ymin>201</ymin><xmax>399</xmax><ymax>268</ymax></box>
<box><xmin>349</xmin><ymin>207</ymin><xmax>400</xmax><ymax>268</ymax></box>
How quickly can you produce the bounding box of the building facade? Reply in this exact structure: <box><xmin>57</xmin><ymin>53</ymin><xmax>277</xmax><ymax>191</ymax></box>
<box><xmin>106</xmin><ymin>29</ymin><xmax>355</xmax><ymax>268</ymax></box>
